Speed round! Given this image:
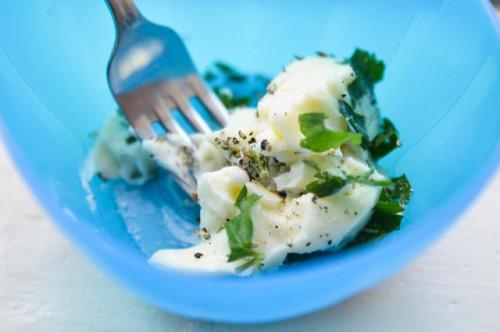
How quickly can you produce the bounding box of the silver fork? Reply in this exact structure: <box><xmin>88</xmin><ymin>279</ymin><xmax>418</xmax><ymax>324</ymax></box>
<box><xmin>106</xmin><ymin>0</ymin><xmax>229</xmax><ymax>196</ymax></box>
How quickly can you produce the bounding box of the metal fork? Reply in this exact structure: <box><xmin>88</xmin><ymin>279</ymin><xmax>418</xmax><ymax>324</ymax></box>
<box><xmin>106</xmin><ymin>0</ymin><xmax>229</xmax><ymax>196</ymax></box>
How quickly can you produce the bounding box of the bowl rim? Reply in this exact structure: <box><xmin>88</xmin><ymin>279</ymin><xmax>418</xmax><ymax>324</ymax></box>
<box><xmin>0</xmin><ymin>0</ymin><xmax>499</xmax><ymax>324</ymax></box>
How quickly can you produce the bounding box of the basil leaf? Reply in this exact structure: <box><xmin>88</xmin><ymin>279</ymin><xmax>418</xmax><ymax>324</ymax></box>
<box><xmin>225</xmin><ymin>186</ymin><xmax>263</xmax><ymax>271</ymax></box>
<box><xmin>369</xmin><ymin>118</ymin><xmax>401</xmax><ymax>160</ymax></box>
<box><xmin>299</xmin><ymin>112</ymin><xmax>362</xmax><ymax>152</ymax></box>
<box><xmin>305</xmin><ymin>171</ymin><xmax>346</xmax><ymax>197</ymax></box>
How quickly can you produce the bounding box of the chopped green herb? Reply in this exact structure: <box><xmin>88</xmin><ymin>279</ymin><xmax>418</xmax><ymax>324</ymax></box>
<box><xmin>234</xmin><ymin>185</ymin><xmax>248</xmax><ymax>207</ymax></box>
<box><xmin>344</xmin><ymin>50</ymin><xmax>402</xmax><ymax>159</ymax></box>
<box><xmin>349</xmin><ymin>174</ymin><xmax>412</xmax><ymax>246</ymax></box>
<box><xmin>213</xmin><ymin>62</ymin><xmax>247</xmax><ymax>82</ymax></box>
<box><xmin>346</xmin><ymin>170</ymin><xmax>393</xmax><ymax>187</ymax></box>
<box><xmin>338</xmin><ymin>100</ymin><xmax>370</xmax><ymax>147</ymax></box>
<box><xmin>204</xmin><ymin>62</ymin><xmax>269</xmax><ymax>110</ymax></box>
<box><xmin>345</xmin><ymin>49</ymin><xmax>384</xmax><ymax>143</ymax></box>
<box><xmin>225</xmin><ymin>186</ymin><xmax>264</xmax><ymax>272</ymax></box>
<box><xmin>305</xmin><ymin>171</ymin><xmax>346</xmax><ymax>197</ymax></box>
<box><xmin>246</xmin><ymin>150</ymin><xmax>269</xmax><ymax>181</ymax></box>
<box><xmin>350</xmin><ymin>49</ymin><xmax>385</xmax><ymax>85</ymax></box>
<box><xmin>203</xmin><ymin>70</ymin><xmax>216</xmax><ymax>82</ymax></box>
<box><xmin>213</xmin><ymin>87</ymin><xmax>251</xmax><ymax>109</ymax></box>
<box><xmin>214</xmin><ymin>62</ymin><xmax>238</xmax><ymax>75</ymax></box>
<box><xmin>370</xmin><ymin>118</ymin><xmax>401</xmax><ymax>160</ymax></box>
<box><xmin>306</xmin><ymin>169</ymin><xmax>392</xmax><ymax>198</ymax></box>
<box><xmin>299</xmin><ymin>112</ymin><xmax>362</xmax><ymax>152</ymax></box>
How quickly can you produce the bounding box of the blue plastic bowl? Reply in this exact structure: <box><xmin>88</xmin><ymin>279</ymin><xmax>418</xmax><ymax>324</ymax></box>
<box><xmin>0</xmin><ymin>0</ymin><xmax>499</xmax><ymax>324</ymax></box>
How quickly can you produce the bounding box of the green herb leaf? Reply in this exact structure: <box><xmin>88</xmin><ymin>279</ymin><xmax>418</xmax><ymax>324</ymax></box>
<box><xmin>350</xmin><ymin>49</ymin><xmax>385</xmax><ymax>85</ymax></box>
<box><xmin>345</xmin><ymin>51</ymin><xmax>400</xmax><ymax>159</ymax></box>
<box><xmin>204</xmin><ymin>62</ymin><xmax>270</xmax><ymax>110</ymax></box>
<box><xmin>305</xmin><ymin>171</ymin><xmax>346</xmax><ymax>197</ymax></box>
<box><xmin>214</xmin><ymin>62</ymin><xmax>246</xmax><ymax>82</ymax></box>
<box><xmin>346</xmin><ymin>170</ymin><xmax>393</xmax><ymax>187</ymax></box>
<box><xmin>307</xmin><ymin>169</ymin><xmax>392</xmax><ymax>198</ymax></box>
<box><xmin>213</xmin><ymin>87</ymin><xmax>251</xmax><ymax>109</ymax></box>
<box><xmin>349</xmin><ymin>174</ymin><xmax>413</xmax><ymax>246</ymax></box>
<box><xmin>234</xmin><ymin>185</ymin><xmax>248</xmax><ymax>208</ymax></box>
<box><xmin>347</xmin><ymin>49</ymin><xmax>384</xmax><ymax>104</ymax></box>
<box><xmin>338</xmin><ymin>100</ymin><xmax>370</xmax><ymax>147</ymax></box>
<box><xmin>299</xmin><ymin>112</ymin><xmax>362</xmax><ymax>152</ymax></box>
<box><xmin>225</xmin><ymin>186</ymin><xmax>263</xmax><ymax>271</ymax></box>
<box><xmin>369</xmin><ymin>118</ymin><xmax>401</xmax><ymax>160</ymax></box>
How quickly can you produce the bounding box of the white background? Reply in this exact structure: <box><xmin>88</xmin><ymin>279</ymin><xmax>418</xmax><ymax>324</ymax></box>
<box><xmin>1</xmin><ymin>8</ymin><xmax>499</xmax><ymax>332</ymax></box>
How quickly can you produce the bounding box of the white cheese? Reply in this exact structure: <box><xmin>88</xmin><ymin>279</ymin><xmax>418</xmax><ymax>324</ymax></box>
<box><xmin>146</xmin><ymin>57</ymin><xmax>387</xmax><ymax>274</ymax></box>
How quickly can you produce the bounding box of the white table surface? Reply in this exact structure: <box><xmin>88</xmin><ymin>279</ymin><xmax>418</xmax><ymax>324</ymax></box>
<box><xmin>2</xmin><ymin>9</ymin><xmax>500</xmax><ymax>331</ymax></box>
<box><xmin>1</xmin><ymin>140</ymin><xmax>500</xmax><ymax>332</ymax></box>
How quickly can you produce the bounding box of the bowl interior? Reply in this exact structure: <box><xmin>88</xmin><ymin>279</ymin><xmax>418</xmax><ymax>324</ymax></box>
<box><xmin>0</xmin><ymin>0</ymin><xmax>499</xmax><ymax>323</ymax></box>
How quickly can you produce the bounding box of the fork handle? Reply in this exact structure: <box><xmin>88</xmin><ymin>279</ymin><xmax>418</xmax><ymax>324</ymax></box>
<box><xmin>106</xmin><ymin>0</ymin><xmax>142</xmax><ymax>32</ymax></box>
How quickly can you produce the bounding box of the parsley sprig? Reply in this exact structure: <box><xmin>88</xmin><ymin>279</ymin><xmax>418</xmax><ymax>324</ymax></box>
<box><xmin>299</xmin><ymin>112</ymin><xmax>362</xmax><ymax>152</ymax></box>
<box><xmin>225</xmin><ymin>186</ymin><xmax>264</xmax><ymax>272</ymax></box>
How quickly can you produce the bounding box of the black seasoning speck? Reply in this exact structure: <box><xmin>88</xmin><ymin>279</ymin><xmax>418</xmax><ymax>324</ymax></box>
<box><xmin>341</xmin><ymin>94</ymin><xmax>346</xmax><ymax>98</ymax></box>
<box><xmin>274</xmin><ymin>225</ymin><xmax>279</xmax><ymax>229</ymax></box>
<box><xmin>194</xmin><ymin>252</ymin><xmax>203</xmax><ymax>259</ymax></box>
<box><xmin>125</xmin><ymin>135</ymin><xmax>138</xmax><ymax>145</ymax></box>
<box><xmin>129</xmin><ymin>169</ymin><xmax>141</xmax><ymax>180</ymax></box>
<box><xmin>287</xmin><ymin>243</ymin><xmax>293</xmax><ymax>248</ymax></box>
<box><xmin>248</xmin><ymin>137</ymin><xmax>256</xmax><ymax>144</ymax></box>
<box><xmin>278</xmin><ymin>191</ymin><xmax>287</xmax><ymax>199</ymax></box>
<box><xmin>260</xmin><ymin>139</ymin><xmax>269</xmax><ymax>151</ymax></box>
<box><xmin>306</xmin><ymin>242</ymin><xmax>311</xmax><ymax>247</ymax></box>
<box><xmin>312</xmin><ymin>196</ymin><xmax>318</xmax><ymax>204</ymax></box>
<box><xmin>232</xmin><ymin>137</ymin><xmax>239</xmax><ymax>145</ymax></box>
<box><xmin>328</xmin><ymin>240</ymin><xmax>332</xmax><ymax>245</ymax></box>
<box><xmin>238</xmin><ymin>130</ymin><xmax>247</xmax><ymax>140</ymax></box>
<box><xmin>354</xmin><ymin>211</ymin><xmax>358</xmax><ymax>216</ymax></box>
